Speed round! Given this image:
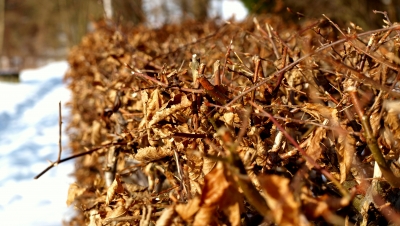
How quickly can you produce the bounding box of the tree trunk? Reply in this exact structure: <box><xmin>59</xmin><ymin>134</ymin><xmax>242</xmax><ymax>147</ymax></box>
<box><xmin>0</xmin><ymin>0</ymin><xmax>4</xmax><ymax>56</ymax></box>
<box><xmin>103</xmin><ymin>0</ymin><xmax>113</xmax><ymax>19</ymax></box>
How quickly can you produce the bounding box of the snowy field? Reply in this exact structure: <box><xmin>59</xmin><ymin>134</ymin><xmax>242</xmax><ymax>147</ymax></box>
<box><xmin>0</xmin><ymin>62</ymin><xmax>75</xmax><ymax>226</ymax></box>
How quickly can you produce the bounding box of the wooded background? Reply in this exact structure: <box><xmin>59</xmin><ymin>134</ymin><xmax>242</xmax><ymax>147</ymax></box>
<box><xmin>0</xmin><ymin>0</ymin><xmax>399</xmax><ymax>69</ymax></box>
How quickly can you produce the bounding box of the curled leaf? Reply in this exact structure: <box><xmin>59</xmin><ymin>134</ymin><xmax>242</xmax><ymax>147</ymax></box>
<box><xmin>135</xmin><ymin>146</ymin><xmax>173</xmax><ymax>162</ymax></box>
<box><xmin>106</xmin><ymin>174</ymin><xmax>124</xmax><ymax>205</ymax></box>
<box><xmin>259</xmin><ymin>174</ymin><xmax>302</xmax><ymax>226</ymax></box>
<box><xmin>337</xmin><ymin>125</ymin><xmax>356</xmax><ymax>183</ymax></box>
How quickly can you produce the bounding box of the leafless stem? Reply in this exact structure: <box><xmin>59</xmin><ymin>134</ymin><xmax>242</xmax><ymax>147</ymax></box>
<box><xmin>213</xmin><ymin>60</ymin><xmax>221</xmax><ymax>86</ymax></box>
<box><xmin>34</xmin><ymin>142</ymin><xmax>126</xmax><ymax>179</ymax></box>
<box><xmin>57</xmin><ymin>101</ymin><xmax>62</xmax><ymax>164</ymax></box>
<box><xmin>272</xmin><ymin>46</ymin><xmax>287</xmax><ymax>95</ymax></box>
<box><xmin>112</xmin><ymin>55</ymin><xmax>168</xmax><ymax>87</ymax></box>
<box><xmin>221</xmin><ymin>38</ymin><xmax>233</xmax><ymax>84</ymax></box>
<box><xmin>251</xmin><ymin>56</ymin><xmax>261</xmax><ymax>102</ymax></box>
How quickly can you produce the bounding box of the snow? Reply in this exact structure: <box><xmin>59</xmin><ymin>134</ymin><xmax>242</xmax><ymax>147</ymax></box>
<box><xmin>0</xmin><ymin>61</ymin><xmax>75</xmax><ymax>226</ymax></box>
<box><xmin>145</xmin><ymin>0</ymin><xmax>248</xmax><ymax>27</ymax></box>
<box><xmin>213</xmin><ymin>0</ymin><xmax>248</xmax><ymax>21</ymax></box>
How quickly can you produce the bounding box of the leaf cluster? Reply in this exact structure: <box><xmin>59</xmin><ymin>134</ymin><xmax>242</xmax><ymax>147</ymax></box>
<box><xmin>63</xmin><ymin>15</ymin><xmax>400</xmax><ymax>225</ymax></box>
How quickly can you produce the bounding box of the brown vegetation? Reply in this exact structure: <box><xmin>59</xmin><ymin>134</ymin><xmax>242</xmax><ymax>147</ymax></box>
<box><xmin>48</xmin><ymin>12</ymin><xmax>400</xmax><ymax>225</ymax></box>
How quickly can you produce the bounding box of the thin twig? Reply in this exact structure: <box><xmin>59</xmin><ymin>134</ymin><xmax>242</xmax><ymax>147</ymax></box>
<box><xmin>221</xmin><ymin>38</ymin><xmax>234</xmax><ymax>84</ymax></box>
<box><xmin>57</xmin><ymin>101</ymin><xmax>62</xmax><ymax>164</ymax></box>
<box><xmin>34</xmin><ymin>142</ymin><xmax>126</xmax><ymax>179</ymax></box>
<box><xmin>222</xmin><ymin>24</ymin><xmax>400</xmax><ymax>109</ymax></box>
<box><xmin>213</xmin><ymin>60</ymin><xmax>221</xmax><ymax>86</ymax></box>
<box><xmin>253</xmin><ymin>17</ymin><xmax>280</xmax><ymax>59</ymax></box>
<box><xmin>251</xmin><ymin>56</ymin><xmax>261</xmax><ymax>102</ymax></box>
<box><xmin>112</xmin><ymin>56</ymin><xmax>168</xmax><ymax>87</ymax></box>
<box><xmin>272</xmin><ymin>46</ymin><xmax>287</xmax><ymax>95</ymax></box>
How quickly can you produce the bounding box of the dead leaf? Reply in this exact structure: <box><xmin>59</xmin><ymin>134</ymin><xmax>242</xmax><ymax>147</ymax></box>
<box><xmin>66</xmin><ymin>183</ymin><xmax>87</xmax><ymax>206</ymax></box>
<box><xmin>337</xmin><ymin>125</ymin><xmax>356</xmax><ymax>183</ymax></box>
<box><xmin>301</xmin><ymin>103</ymin><xmax>339</xmax><ymax>125</ymax></box>
<box><xmin>155</xmin><ymin>206</ymin><xmax>176</xmax><ymax>226</ymax></box>
<box><xmin>193</xmin><ymin>162</ymin><xmax>242</xmax><ymax>226</ymax></box>
<box><xmin>148</xmin><ymin>94</ymin><xmax>192</xmax><ymax>127</ymax></box>
<box><xmin>106</xmin><ymin>174</ymin><xmax>124</xmax><ymax>205</ymax></box>
<box><xmin>91</xmin><ymin>120</ymin><xmax>102</xmax><ymax>145</ymax></box>
<box><xmin>135</xmin><ymin>146</ymin><xmax>173</xmax><ymax>162</ymax></box>
<box><xmin>384</xmin><ymin>110</ymin><xmax>400</xmax><ymax>155</ymax></box>
<box><xmin>259</xmin><ymin>174</ymin><xmax>302</xmax><ymax>226</ymax></box>
<box><xmin>300</xmin><ymin>126</ymin><xmax>326</xmax><ymax>169</ymax></box>
<box><xmin>193</xmin><ymin>205</ymin><xmax>216</xmax><ymax>226</ymax></box>
<box><xmin>88</xmin><ymin>209</ymin><xmax>102</xmax><ymax>226</ymax></box>
<box><xmin>175</xmin><ymin>197</ymin><xmax>201</xmax><ymax>221</ymax></box>
<box><xmin>202</xmin><ymin>144</ymin><xmax>217</xmax><ymax>176</ymax></box>
<box><xmin>104</xmin><ymin>199</ymin><xmax>126</xmax><ymax>222</ymax></box>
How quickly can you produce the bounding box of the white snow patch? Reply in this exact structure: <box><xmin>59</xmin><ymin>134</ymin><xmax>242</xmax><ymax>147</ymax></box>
<box><xmin>0</xmin><ymin>61</ymin><xmax>75</xmax><ymax>226</ymax></box>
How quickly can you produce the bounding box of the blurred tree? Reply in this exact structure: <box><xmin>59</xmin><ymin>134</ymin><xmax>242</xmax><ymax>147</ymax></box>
<box><xmin>112</xmin><ymin>0</ymin><xmax>145</xmax><ymax>26</ymax></box>
<box><xmin>3</xmin><ymin>0</ymin><xmax>103</xmax><ymax>63</ymax></box>
<box><xmin>1</xmin><ymin>0</ymin><xmax>215</xmax><ymax>68</ymax></box>
<box><xmin>191</xmin><ymin>0</ymin><xmax>210</xmax><ymax>21</ymax></box>
<box><xmin>176</xmin><ymin>0</ymin><xmax>210</xmax><ymax>22</ymax></box>
<box><xmin>103</xmin><ymin>0</ymin><xmax>113</xmax><ymax>19</ymax></box>
<box><xmin>0</xmin><ymin>0</ymin><xmax>4</xmax><ymax>56</ymax></box>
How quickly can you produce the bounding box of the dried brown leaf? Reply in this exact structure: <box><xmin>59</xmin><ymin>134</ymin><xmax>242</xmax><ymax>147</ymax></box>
<box><xmin>155</xmin><ymin>206</ymin><xmax>176</xmax><ymax>226</ymax></box>
<box><xmin>202</xmin><ymin>144</ymin><xmax>217</xmax><ymax>176</ymax></box>
<box><xmin>302</xmin><ymin>194</ymin><xmax>330</xmax><ymax>219</ymax></box>
<box><xmin>104</xmin><ymin>202</ymin><xmax>126</xmax><ymax>221</ymax></box>
<box><xmin>135</xmin><ymin>146</ymin><xmax>173</xmax><ymax>162</ymax></box>
<box><xmin>148</xmin><ymin>94</ymin><xmax>192</xmax><ymax>127</ymax></box>
<box><xmin>91</xmin><ymin>120</ymin><xmax>102</xmax><ymax>146</ymax></box>
<box><xmin>302</xmin><ymin>103</ymin><xmax>338</xmax><ymax>124</ymax></box>
<box><xmin>201</xmin><ymin>162</ymin><xmax>229</xmax><ymax>206</ymax></box>
<box><xmin>187</xmin><ymin>144</ymin><xmax>203</xmax><ymax>182</ymax></box>
<box><xmin>370</xmin><ymin>104</ymin><xmax>381</xmax><ymax>136</ymax></box>
<box><xmin>300</xmin><ymin>126</ymin><xmax>326</xmax><ymax>169</ymax></box>
<box><xmin>147</xmin><ymin>89</ymin><xmax>163</xmax><ymax>118</ymax></box>
<box><xmin>106</xmin><ymin>174</ymin><xmax>124</xmax><ymax>205</ymax></box>
<box><xmin>259</xmin><ymin>174</ymin><xmax>301</xmax><ymax>226</ymax></box>
<box><xmin>286</xmin><ymin>69</ymin><xmax>304</xmax><ymax>91</ymax></box>
<box><xmin>88</xmin><ymin>209</ymin><xmax>102</xmax><ymax>226</ymax></box>
<box><xmin>337</xmin><ymin>125</ymin><xmax>356</xmax><ymax>183</ymax></box>
<box><xmin>193</xmin><ymin>162</ymin><xmax>242</xmax><ymax>226</ymax></box>
<box><xmin>66</xmin><ymin>183</ymin><xmax>87</xmax><ymax>206</ymax></box>
<box><xmin>385</xmin><ymin>110</ymin><xmax>400</xmax><ymax>144</ymax></box>
<box><xmin>193</xmin><ymin>205</ymin><xmax>216</xmax><ymax>226</ymax></box>
<box><xmin>220</xmin><ymin>111</ymin><xmax>240</xmax><ymax>126</ymax></box>
<box><xmin>175</xmin><ymin>197</ymin><xmax>201</xmax><ymax>221</ymax></box>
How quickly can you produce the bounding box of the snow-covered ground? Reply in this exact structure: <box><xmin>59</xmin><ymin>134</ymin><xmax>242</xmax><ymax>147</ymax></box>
<box><xmin>0</xmin><ymin>62</ymin><xmax>75</xmax><ymax>226</ymax></box>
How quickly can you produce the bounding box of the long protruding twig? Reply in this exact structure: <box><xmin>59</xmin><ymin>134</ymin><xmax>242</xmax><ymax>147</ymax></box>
<box><xmin>34</xmin><ymin>142</ymin><xmax>126</xmax><ymax>179</ymax></box>
<box><xmin>57</xmin><ymin>101</ymin><xmax>62</xmax><ymax>164</ymax></box>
